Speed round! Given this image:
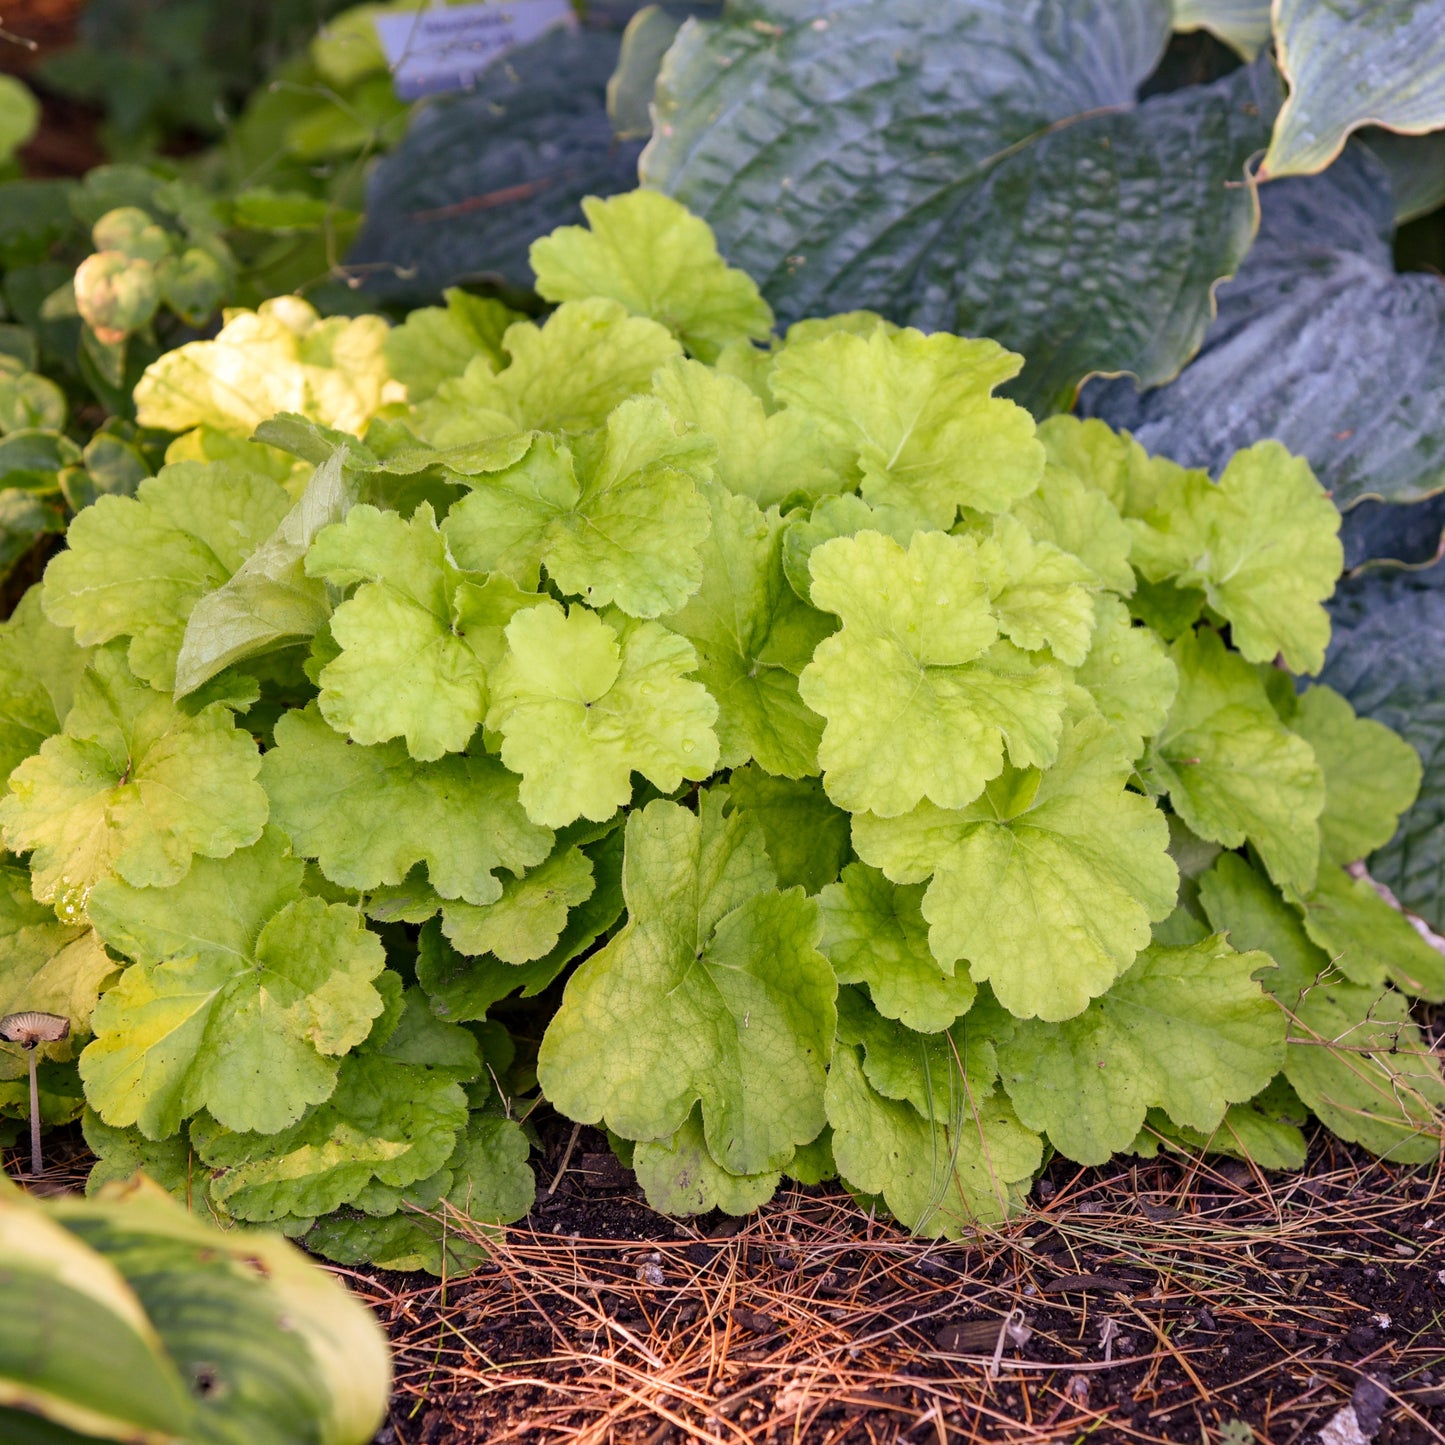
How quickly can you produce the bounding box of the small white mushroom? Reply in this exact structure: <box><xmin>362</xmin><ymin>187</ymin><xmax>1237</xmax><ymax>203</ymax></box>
<box><xmin>0</xmin><ymin>1011</ymin><xmax>70</xmax><ymax>1177</ymax></box>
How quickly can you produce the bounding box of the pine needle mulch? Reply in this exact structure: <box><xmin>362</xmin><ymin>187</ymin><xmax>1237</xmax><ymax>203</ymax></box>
<box><xmin>356</xmin><ymin>1129</ymin><xmax>1445</xmax><ymax>1445</ymax></box>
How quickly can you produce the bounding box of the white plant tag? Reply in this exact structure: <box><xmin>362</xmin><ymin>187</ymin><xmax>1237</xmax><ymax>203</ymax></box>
<box><xmin>375</xmin><ymin>1</ymin><xmax>577</xmax><ymax>100</ymax></box>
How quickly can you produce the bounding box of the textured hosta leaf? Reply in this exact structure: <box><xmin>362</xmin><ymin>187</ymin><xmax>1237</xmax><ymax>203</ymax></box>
<box><xmin>1170</xmin><ymin>0</ymin><xmax>1270</xmax><ymax>58</ymax></box>
<box><xmin>537</xmin><ymin>791</ymin><xmax>836</xmax><ymax>1174</ymax></box>
<box><xmin>646</xmin><ymin>2</ymin><xmax>1275</xmax><ymax>413</ymax></box>
<box><xmin>770</xmin><ymin>328</ymin><xmax>1042</xmax><ymax>527</ymax></box>
<box><xmin>305</xmin><ymin>1112</ymin><xmax>535</xmax><ymax>1275</ymax></box>
<box><xmin>1142</xmin><ymin>628</ymin><xmax>1324</xmax><ymax>894</ymax></box>
<box><xmin>1289</xmin><ymin>684</ymin><xmax>1422</xmax><ymax>869</ymax></box>
<box><xmin>487</xmin><ymin>601</ymin><xmax>719</xmax><ymax>828</ymax></box>
<box><xmin>1293</xmin><ymin>865</ymin><xmax>1445</xmax><ymax>1002</ymax></box>
<box><xmin>1322</xmin><ymin>561</ymin><xmax>1445</xmax><ymax>929</ymax></box>
<box><xmin>41</xmin><ymin>462</ymin><xmax>290</xmax><ymax>691</ymax></box>
<box><xmin>0</xmin><ymin>587</ymin><xmax>91</xmax><ymax>784</ymax></box>
<box><xmin>652</xmin><ymin>358</ymin><xmax>846</xmax><ymax>508</ymax></box>
<box><xmin>1264</xmin><ymin>0</ymin><xmax>1445</xmax><ymax>178</ymax></box>
<box><xmin>854</xmin><ymin>714</ymin><xmax>1176</xmax><ymax>1021</ymax></box>
<box><xmin>262</xmin><ymin>704</ymin><xmax>552</xmax><ymax>906</ymax></box>
<box><xmin>348</xmin><ymin>25</ymin><xmax>643</xmax><ymax>303</ymax></box>
<box><xmin>415</xmin><ymin>300</ymin><xmax>682</xmax><ymax>446</ymax></box>
<box><xmin>995</xmin><ymin>934</ymin><xmax>1284</xmax><ymax>1165</ymax></box>
<box><xmin>0</xmin><ymin>923</ymin><xmax>115</xmax><ymax>1079</ymax></box>
<box><xmin>442</xmin><ymin>845</ymin><xmax>594</xmax><ymax>961</ymax></box>
<box><xmin>1361</xmin><ymin>128</ymin><xmax>1445</xmax><ymax>223</ymax></box>
<box><xmin>1084</xmin><ymin>147</ymin><xmax>1445</xmax><ymax>509</ymax></box>
<box><xmin>667</xmin><ymin>485</ymin><xmax>832</xmax><ymax>777</ymax></box>
<box><xmin>442</xmin><ymin>396</ymin><xmax>714</xmax><ymax>617</ymax></box>
<box><xmin>531</xmin><ymin>191</ymin><xmax>773</xmax><ymax>362</ymax></box>
<box><xmin>306</xmin><ymin>503</ymin><xmax>490</xmax><ymax>760</ymax></box>
<box><xmin>1200</xmin><ymin>853</ymin><xmax>1445</xmax><ymax>1162</ymax></box>
<box><xmin>825</xmin><ymin>1045</ymin><xmax>1041</xmax><ymax>1235</ymax></box>
<box><xmin>632</xmin><ymin>1105</ymin><xmax>782</xmax><ymax>1215</ymax></box>
<box><xmin>192</xmin><ymin>984</ymin><xmax>475</xmax><ymax>1221</ymax></box>
<box><xmin>1075</xmin><ymin>595</ymin><xmax>1177</xmax><ymax>758</ymax></box>
<box><xmin>799</xmin><ymin>530</ymin><xmax>1071</xmax><ymax>817</ymax></box>
<box><xmin>81</xmin><ymin>831</ymin><xmax>386</xmax><ymax>1138</ymax></box>
<box><xmin>818</xmin><ymin>864</ymin><xmax>975</xmax><ymax>1033</ymax></box>
<box><xmin>722</xmin><ymin>766</ymin><xmax>851</xmax><ymax>896</ymax></box>
<box><xmin>0</xmin><ymin>647</ymin><xmax>267</xmax><ymax>912</ymax></box>
<box><xmin>172</xmin><ymin>448</ymin><xmax>356</xmax><ymax>699</ymax></box>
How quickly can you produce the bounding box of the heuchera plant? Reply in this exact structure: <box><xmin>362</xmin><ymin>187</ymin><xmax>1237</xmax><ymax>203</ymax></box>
<box><xmin>1</xmin><ymin>192</ymin><xmax>1442</xmax><ymax>1266</ymax></box>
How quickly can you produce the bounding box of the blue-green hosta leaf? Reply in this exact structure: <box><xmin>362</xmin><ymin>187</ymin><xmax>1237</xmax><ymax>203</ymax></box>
<box><xmin>1322</xmin><ymin>561</ymin><xmax>1445</xmax><ymax>929</ymax></box>
<box><xmin>81</xmin><ymin>831</ymin><xmax>387</xmax><ymax>1139</ymax></box>
<box><xmin>1169</xmin><ymin>0</ymin><xmax>1270</xmax><ymax>58</ymax></box>
<box><xmin>996</xmin><ymin>934</ymin><xmax>1284</xmax><ymax>1165</ymax></box>
<box><xmin>854</xmin><ymin>714</ymin><xmax>1177</xmax><ymax>1021</ymax></box>
<box><xmin>1289</xmin><ymin>684</ymin><xmax>1421</xmax><ymax>869</ymax></box>
<box><xmin>666</xmin><ymin>485</ymin><xmax>833</xmax><ymax>777</ymax></box>
<box><xmin>304</xmin><ymin>1111</ymin><xmax>535</xmax><ymax>1274</ymax></box>
<box><xmin>1200</xmin><ymin>852</ymin><xmax>1445</xmax><ymax>1162</ymax></box>
<box><xmin>652</xmin><ymin>358</ymin><xmax>848</xmax><ymax>508</ymax></box>
<box><xmin>0</xmin><ymin>586</ymin><xmax>91</xmax><ymax>784</ymax></box>
<box><xmin>442</xmin><ymin>396</ymin><xmax>715</xmax><ymax>617</ymax></box>
<box><xmin>818</xmin><ymin>864</ymin><xmax>975</xmax><ymax>1033</ymax></box>
<box><xmin>799</xmin><ymin>529</ymin><xmax>1071</xmax><ymax>817</ymax></box>
<box><xmin>1360</xmin><ymin>128</ymin><xmax>1445</xmax><ymax>223</ymax></box>
<box><xmin>632</xmin><ymin>1105</ymin><xmax>782</xmax><ymax>1216</ymax></box>
<box><xmin>537</xmin><ymin>791</ymin><xmax>836</xmax><ymax>1175</ymax></box>
<box><xmin>0</xmin><ymin>646</ymin><xmax>267</xmax><ymax>913</ymax></box>
<box><xmin>487</xmin><ymin>601</ymin><xmax>719</xmax><ymax>828</ymax></box>
<box><xmin>1263</xmin><ymin>0</ymin><xmax>1445</xmax><ymax>178</ymax></box>
<box><xmin>825</xmin><ymin>1045</ymin><xmax>1041</xmax><ymax>1235</ymax></box>
<box><xmin>40</xmin><ymin>462</ymin><xmax>291</xmax><ymax>691</ymax></box>
<box><xmin>414</xmin><ymin>299</ymin><xmax>681</xmax><ymax>447</ymax></box>
<box><xmin>1085</xmin><ymin>147</ymin><xmax>1445</xmax><ymax>509</ymax></box>
<box><xmin>1142</xmin><ymin>628</ymin><xmax>1324</xmax><ymax>894</ymax></box>
<box><xmin>769</xmin><ymin>327</ymin><xmax>1042</xmax><ymax>527</ymax></box>
<box><xmin>531</xmin><ymin>190</ymin><xmax>773</xmax><ymax>363</ymax></box>
<box><xmin>262</xmin><ymin>704</ymin><xmax>552</xmax><ymax>907</ymax></box>
<box><xmin>645</xmin><ymin>3</ymin><xmax>1275</xmax><ymax>413</ymax></box>
<box><xmin>305</xmin><ymin>503</ymin><xmax>491</xmax><ymax>760</ymax></box>
<box><xmin>190</xmin><ymin>983</ymin><xmax>476</xmax><ymax>1221</ymax></box>
<box><xmin>1075</xmin><ymin>595</ymin><xmax>1177</xmax><ymax>759</ymax></box>
<box><xmin>722</xmin><ymin>766</ymin><xmax>851</xmax><ymax>896</ymax></box>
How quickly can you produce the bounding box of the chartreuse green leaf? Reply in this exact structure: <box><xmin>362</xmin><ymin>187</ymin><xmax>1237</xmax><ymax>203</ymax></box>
<box><xmin>996</xmin><ymin>934</ymin><xmax>1283</xmax><ymax>1165</ymax></box>
<box><xmin>974</xmin><ymin>515</ymin><xmax>1099</xmax><ymax>667</ymax></box>
<box><xmin>1075</xmin><ymin>595</ymin><xmax>1177</xmax><ymax>758</ymax></box>
<box><xmin>82</xmin><ymin>1110</ymin><xmax>219</xmax><ymax>1213</ymax></box>
<box><xmin>306</xmin><ymin>502</ymin><xmax>491</xmax><ymax>760</ymax></box>
<box><xmin>1264</xmin><ymin>0</ymin><xmax>1445</xmax><ymax>179</ymax></box>
<box><xmin>0</xmin><ymin>586</ymin><xmax>91</xmax><ymax>784</ymax></box>
<box><xmin>799</xmin><ymin>529</ymin><xmax>1071</xmax><ymax>817</ymax></box>
<box><xmin>1133</xmin><ymin>1075</ymin><xmax>1309</xmax><ymax>1171</ymax></box>
<box><xmin>632</xmin><ymin>1105</ymin><xmax>782</xmax><ymax>1216</ymax></box>
<box><xmin>722</xmin><ymin>766</ymin><xmax>851</xmax><ymax>896</ymax></box>
<box><xmin>0</xmin><ymin>922</ymin><xmax>115</xmax><ymax>1081</ymax></box>
<box><xmin>1290</xmin><ymin>684</ymin><xmax>1422</xmax><ymax>867</ymax></box>
<box><xmin>1172</xmin><ymin>442</ymin><xmax>1342</xmax><ymax>675</ymax></box>
<box><xmin>414</xmin><ymin>298</ymin><xmax>681</xmax><ymax>445</ymax></box>
<box><xmin>383</xmin><ymin>288</ymin><xmax>517</xmax><ymax>402</ymax></box>
<box><xmin>537</xmin><ymin>791</ymin><xmax>836</xmax><ymax>1175</ymax></box>
<box><xmin>0</xmin><ymin>646</ymin><xmax>267</xmax><ymax>913</ymax></box>
<box><xmin>531</xmin><ymin>191</ymin><xmax>773</xmax><ymax>363</ymax></box>
<box><xmin>442</xmin><ymin>845</ymin><xmax>595</xmax><ymax>961</ymax></box>
<box><xmin>1291</xmin><ymin>865</ymin><xmax>1445</xmax><ymax>1003</ymax></box>
<box><xmin>667</xmin><ymin>484</ymin><xmax>833</xmax><ymax>777</ymax></box>
<box><xmin>1142</xmin><ymin>628</ymin><xmax>1324</xmax><ymax>894</ymax></box>
<box><xmin>262</xmin><ymin>704</ymin><xmax>552</xmax><ymax>906</ymax></box>
<box><xmin>770</xmin><ymin>328</ymin><xmax>1042</xmax><ymax>529</ymax></box>
<box><xmin>652</xmin><ymin>359</ymin><xmax>847</xmax><ymax>507</ymax></box>
<box><xmin>80</xmin><ymin>830</ymin><xmax>386</xmax><ymax>1139</ymax></box>
<box><xmin>1010</xmin><ymin>452</ymin><xmax>1135</xmax><ymax>596</ymax></box>
<box><xmin>40</xmin><ymin>462</ymin><xmax>291</xmax><ymax>690</ymax></box>
<box><xmin>818</xmin><ymin>864</ymin><xmax>975</xmax><ymax>1033</ymax></box>
<box><xmin>854</xmin><ymin>715</ymin><xmax>1177</xmax><ymax>1022</ymax></box>
<box><xmin>781</xmin><ymin>493</ymin><xmax>925</xmax><ymax>606</ymax></box>
<box><xmin>487</xmin><ymin>601</ymin><xmax>719</xmax><ymax>829</ymax></box>
<box><xmin>443</xmin><ymin>397</ymin><xmax>715</xmax><ymax>617</ymax></box>
<box><xmin>1201</xmin><ymin>853</ymin><xmax>1445</xmax><ymax>1162</ymax></box>
<box><xmin>305</xmin><ymin>1110</ymin><xmax>535</xmax><ymax>1274</ymax></box>
<box><xmin>191</xmin><ymin>979</ymin><xmax>476</xmax><ymax>1222</ymax></box>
